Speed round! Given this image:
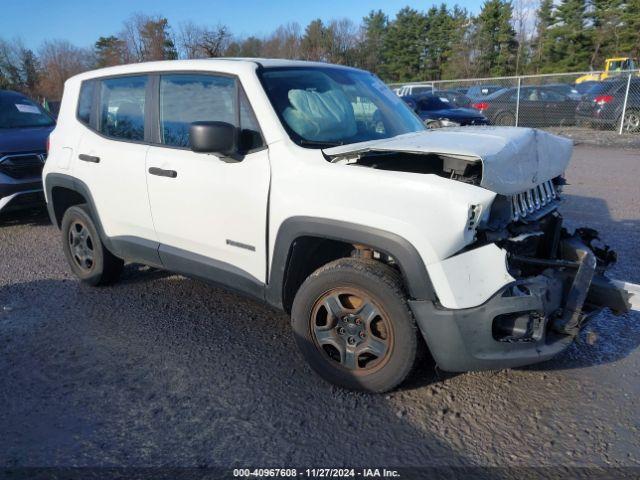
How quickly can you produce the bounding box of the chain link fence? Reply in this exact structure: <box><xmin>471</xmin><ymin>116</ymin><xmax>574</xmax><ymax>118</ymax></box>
<box><xmin>389</xmin><ymin>70</ymin><xmax>640</xmax><ymax>135</ymax></box>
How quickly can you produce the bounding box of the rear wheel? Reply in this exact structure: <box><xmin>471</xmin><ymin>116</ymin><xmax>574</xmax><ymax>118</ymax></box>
<box><xmin>494</xmin><ymin>111</ymin><xmax>515</xmax><ymax>126</ymax></box>
<box><xmin>61</xmin><ymin>205</ymin><xmax>123</xmax><ymax>286</ymax></box>
<box><xmin>621</xmin><ymin>109</ymin><xmax>640</xmax><ymax>133</ymax></box>
<box><xmin>291</xmin><ymin>258</ymin><xmax>420</xmax><ymax>392</ymax></box>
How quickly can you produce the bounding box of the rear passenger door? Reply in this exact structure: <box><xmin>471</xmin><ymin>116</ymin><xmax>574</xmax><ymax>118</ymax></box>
<box><xmin>74</xmin><ymin>75</ymin><xmax>159</xmax><ymax>264</ymax></box>
<box><xmin>145</xmin><ymin>73</ymin><xmax>270</xmax><ymax>288</ymax></box>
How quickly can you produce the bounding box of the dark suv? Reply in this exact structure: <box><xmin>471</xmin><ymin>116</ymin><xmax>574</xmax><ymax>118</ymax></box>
<box><xmin>575</xmin><ymin>79</ymin><xmax>640</xmax><ymax>132</ymax></box>
<box><xmin>0</xmin><ymin>90</ymin><xmax>55</xmax><ymax>214</ymax></box>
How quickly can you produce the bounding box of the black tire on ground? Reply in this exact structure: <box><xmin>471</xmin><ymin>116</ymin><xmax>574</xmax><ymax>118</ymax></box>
<box><xmin>494</xmin><ymin>111</ymin><xmax>516</xmax><ymax>126</ymax></box>
<box><xmin>291</xmin><ymin>257</ymin><xmax>421</xmax><ymax>393</ymax></box>
<box><xmin>576</xmin><ymin>118</ymin><xmax>591</xmax><ymax>128</ymax></box>
<box><xmin>61</xmin><ymin>205</ymin><xmax>123</xmax><ymax>286</ymax></box>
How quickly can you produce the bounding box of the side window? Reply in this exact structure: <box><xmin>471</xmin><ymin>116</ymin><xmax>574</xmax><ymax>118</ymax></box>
<box><xmin>239</xmin><ymin>88</ymin><xmax>264</xmax><ymax>151</ymax></box>
<box><xmin>160</xmin><ymin>74</ymin><xmax>235</xmax><ymax>148</ymax></box>
<box><xmin>540</xmin><ymin>90</ymin><xmax>564</xmax><ymax>102</ymax></box>
<box><xmin>99</xmin><ymin>76</ymin><xmax>147</xmax><ymax>141</ymax></box>
<box><xmin>77</xmin><ymin>80</ymin><xmax>95</xmax><ymax>126</ymax></box>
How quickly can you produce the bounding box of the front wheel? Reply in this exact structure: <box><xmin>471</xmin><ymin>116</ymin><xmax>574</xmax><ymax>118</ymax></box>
<box><xmin>61</xmin><ymin>205</ymin><xmax>123</xmax><ymax>286</ymax></box>
<box><xmin>291</xmin><ymin>258</ymin><xmax>420</xmax><ymax>392</ymax></box>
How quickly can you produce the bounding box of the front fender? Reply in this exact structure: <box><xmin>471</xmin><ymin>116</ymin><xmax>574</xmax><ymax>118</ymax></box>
<box><xmin>267</xmin><ymin>216</ymin><xmax>437</xmax><ymax>308</ymax></box>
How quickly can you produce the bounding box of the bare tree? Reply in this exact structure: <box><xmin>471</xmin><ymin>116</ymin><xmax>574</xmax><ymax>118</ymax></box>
<box><xmin>512</xmin><ymin>0</ymin><xmax>537</xmax><ymax>75</ymax></box>
<box><xmin>121</xmin><ymin>13</ymin><xmax>177</xmax><ymax>62</ymax></box>
<box><xmin>178</xmin><ymin>21</ymin><xmax>232</xmax><ymax>58</ymax></box>
<box><xmin>37</xmin><ymin>40</ymin><xmax>92</xmax><ymax>99</ymax></box>
<box><xmin>261</xmin><ymin>22</ymin><xmax>301</xmax><ymax>59</ymax></box>
<box><xmin>326</xmin><ymin>18</ymin><xmax>359</xmax><ymax>64</ymax></box>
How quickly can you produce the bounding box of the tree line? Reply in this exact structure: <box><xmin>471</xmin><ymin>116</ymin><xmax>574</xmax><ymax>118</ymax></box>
<box><xmin>1</xmin><ymin>0</ymin><xmax>639</xmax><ymax>100</ymax></box>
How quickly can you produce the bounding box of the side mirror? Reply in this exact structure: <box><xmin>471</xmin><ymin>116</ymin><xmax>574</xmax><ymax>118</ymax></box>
<box><xmin>189</xmin><ymin>121</ymin><xmax>237</xmax><ymax>156</ymax></box>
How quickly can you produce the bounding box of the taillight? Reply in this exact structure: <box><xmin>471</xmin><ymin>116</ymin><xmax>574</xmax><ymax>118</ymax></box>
<box><xmin>594</xmin><ymin>95</ymin><xmax>613</xmax><ymax>105</ymax></box>
<box><xmin>473</xmin><ymin>102</ymin><xmax>489</xmax><ymax>111</ymax></box>
<box><xmin>46</xmin><ymin>136</ymin><xmax>50</xmax><ymax>154</ymax></box>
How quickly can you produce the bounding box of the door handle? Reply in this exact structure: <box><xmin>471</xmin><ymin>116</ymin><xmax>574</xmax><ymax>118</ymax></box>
<box><xmin>78</xmin><ymin>154</ymin><xmax>100</xmax><ymax>163</ymax></box>
<box><xmin>148</xmin><ymin>167</ymin><xmax>178</xmax><ymax>178</ymax></box>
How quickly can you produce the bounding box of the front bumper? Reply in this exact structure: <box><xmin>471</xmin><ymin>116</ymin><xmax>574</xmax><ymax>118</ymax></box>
<box><xmin>410</xmin><ymin>235</ymin><xmax>627</xmax><ymax>372</ymax></box>
<box><xmin>0</xmin><ymin>177</ymin><xmax>44</xmax><ymax>213</ymax></box>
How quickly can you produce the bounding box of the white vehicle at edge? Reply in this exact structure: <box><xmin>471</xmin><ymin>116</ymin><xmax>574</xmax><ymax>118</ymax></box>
<box><xmin>43</xmin><ymin>59</ymin><xmax>631</xmax><ymax>392</ymax></box>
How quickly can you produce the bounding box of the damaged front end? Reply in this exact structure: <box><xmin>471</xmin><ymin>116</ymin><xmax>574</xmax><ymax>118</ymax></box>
<box><xmin>325</xmin><ymin>127</ymin><xmax>633</xmax><ymax>372</ymax></box>
<box><xmin>410</xmin><ymin>184</ymin><xmax>632</xmax><ymax>373</ymax></box>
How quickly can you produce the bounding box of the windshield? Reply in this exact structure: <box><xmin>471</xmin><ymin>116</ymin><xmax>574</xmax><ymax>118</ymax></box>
<box><xmin>258</xmin><ymin>67</ymin><xmax>425</xmax><ymax>148</ymax></box>
<box><xmin>0</xmin><ymin>93</ymin><xmax>55</xmax><ymax>128</ymax></box>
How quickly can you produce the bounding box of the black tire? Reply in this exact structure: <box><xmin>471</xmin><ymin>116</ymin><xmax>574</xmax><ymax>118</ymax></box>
<box><xmin>291</xmin><ymin>257</ymin><xmax>420</xmax><ymax>393</ymax></box>
<box><xmin>61</xmin><ymin>205</ymin><xmax>123</xmax><ymax>286</ymax></box>
<box><xmin>494</xmin><ymin>111</ymin><xmax>515</xmax><ymax>126</ymax></box>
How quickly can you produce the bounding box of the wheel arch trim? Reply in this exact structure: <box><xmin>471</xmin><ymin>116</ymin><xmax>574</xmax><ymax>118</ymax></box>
<box><xmin>266</xmin><ymin>216</ymin><xmax>437</xmax><ymax>309</ymax></box>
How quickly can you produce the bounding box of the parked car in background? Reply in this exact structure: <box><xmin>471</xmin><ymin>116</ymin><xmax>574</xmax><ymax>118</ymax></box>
<box><xmin>472</xmin><ymin>86</ymin><xmax>579</xmax><ymax>127</ymax></box>
<box><xmin>575</xmin><ymin>78</ymin><xmax>640</xmax><ymax>132</ymax></box>
<box><xmin>395</xmin><ymin>84</ymin><xmax>433</xmax><ymax>96</ymax></box>
<box><xmin>544</xmin><ymin>83</ymin><xmax>582</xmax><ymax>101</ymax></box>
<box><xmin>432</xmin><ymin>89</ymin><xmax>473</xmax><ymax>108</ymax></box>
<box><xmin>465</xmin><ymin>85</ymin><xmax>504</xmax><ymax>100</ymax></box>
<box><xmin>574</xmin><ymin>81</ymin><xmax>601</xmax><ymax>95</ymax></box>
<box><xmin>0</xmin><ymin>90</ymin><xmax>55</xmax><ymax>214</ymax></box>
<box><xmin>403</xmin><ymin>93</ymin><xmax>488</xmax><ymax>127</ymax></box>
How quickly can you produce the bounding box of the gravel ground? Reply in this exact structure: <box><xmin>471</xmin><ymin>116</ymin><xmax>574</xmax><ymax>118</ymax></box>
<box><xmin>0</xmin><ymin>145</ymin><xmax>639</xmax><ymax>471</ymax></box>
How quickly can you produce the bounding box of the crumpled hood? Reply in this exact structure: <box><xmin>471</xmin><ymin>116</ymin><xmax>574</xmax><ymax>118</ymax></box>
<box><xmin>323</xmin><ymin>127</ymin><xmax>573</xmax><ymax>196</ymax></box>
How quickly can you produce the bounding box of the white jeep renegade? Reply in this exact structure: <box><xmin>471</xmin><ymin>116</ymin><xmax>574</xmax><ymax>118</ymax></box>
<box><xmin>43</xmin><ymin>59</ymin><xmax>628</xmax><ymax>392</ymax></box>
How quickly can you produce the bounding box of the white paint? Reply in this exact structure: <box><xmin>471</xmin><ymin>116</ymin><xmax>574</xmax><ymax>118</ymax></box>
<box><xmin>611</xmin><ymin>279</ymin><xmax>640</xmax><ymax>312</ymax></box>
<box><xmin>426</xmin><ymin>244</ymin><xmax>515</xmax><ymax>309</ymax></box>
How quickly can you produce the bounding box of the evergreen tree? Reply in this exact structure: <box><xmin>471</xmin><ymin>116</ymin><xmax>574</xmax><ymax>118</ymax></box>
<box><xmin>441</xmin><ymin>6</ymin><xmax>473</xmax><ymax>79</ymax></box>
<box><xmin>423</xmin><ymin>4</ymin><xmax>454</xmax><ymax>80</ymax></box>
<box><xmin>619</xmin><ymin>0</ymin><xmax>640</xmax><ymax>61</ymax></box>
<box><xmin>590</xmin><ymin>0</ymin><xmax>624</xmax><ymax>67</ymax></box>
<box><xmin>381</xmin><ymin>7</ymin><xmax>427</xmax><ymax>81</ymax></box>
<box><xmin>300</xmin><ymin>19</ymin><xmax>328</xmax><ymax>61</ymax></box>
<box><xmin>531</xmin><ymin>0</ymin><xmax>554</xmax><ymax>73</ymax></box>
<box><xmin>139</xmin><ymin>17</ymin><xmax>177</xmax><ymax>60</ymax></box>
<box><xmin>20</xmin><ymin>49</ymin><xmax>40</xmax><ymax>95</ymax></box>
<box><xmin>474</xmin><ymin>0</ymin><xmax>518</xmax><ymax>76</ymax></box>
<box><xmin>360</xmin><ymin>10</ymin><xmax>388</xmax><ymax>75</ymax></box>
<box><xmin>95</xmin><ymin>36</ymin><xmax>127</xmax><ymax>67</ymax></box>
<box><xmin>548</xmin><ymin>0</ymin><xmax>592</xmax><ymax>71</ymax></box>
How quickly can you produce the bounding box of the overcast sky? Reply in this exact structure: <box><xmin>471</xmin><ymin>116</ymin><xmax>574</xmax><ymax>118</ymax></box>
<box><xmin>1</xmin><ymin>0</ymin><xmax>485</xmax><ymax>50</ymax></box>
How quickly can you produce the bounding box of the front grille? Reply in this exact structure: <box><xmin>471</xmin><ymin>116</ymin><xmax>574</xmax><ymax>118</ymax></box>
<box><xmin>510</xmin><ymin>180</ymin><xmax>559</xmax><ymax>222</ymax></box>
<box><xmin>0</xmin><ymin>153</ymin><xmax>46</xmax><ymax>179</ymax></box>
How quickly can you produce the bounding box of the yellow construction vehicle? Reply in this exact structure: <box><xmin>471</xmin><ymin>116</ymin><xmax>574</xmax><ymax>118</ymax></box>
<box><xmin>575</xmin><ymin>57</ymin><xmax>638</xmax><ymax>84</ymax></box>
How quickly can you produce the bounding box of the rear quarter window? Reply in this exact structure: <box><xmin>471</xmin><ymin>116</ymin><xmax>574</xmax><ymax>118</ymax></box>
<box><xmin>77</xmin><ymin>80</ymin><xmax>95</xmax><ymax>126</ymax></box>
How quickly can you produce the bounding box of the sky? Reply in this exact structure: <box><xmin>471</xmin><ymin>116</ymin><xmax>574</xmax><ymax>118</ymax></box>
<box><xmin>0</xmin><ymin>0</ymin><xmax>484</xmax><ymax>50</ymax></box>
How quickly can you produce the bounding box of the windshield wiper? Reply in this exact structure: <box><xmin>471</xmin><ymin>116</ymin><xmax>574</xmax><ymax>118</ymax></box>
<box><xmin>298</xmin><ymin>139</ymin><xmax>345</xmax><ymax>148</ymax></box>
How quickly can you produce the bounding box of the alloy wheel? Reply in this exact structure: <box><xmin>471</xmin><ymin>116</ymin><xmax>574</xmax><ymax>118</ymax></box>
<box><xmin>622</xmin><ymin>111</ymin><xmax>640</xmax><ymax>132</ymax></box>
<box><xmin>68</xmin><ymin>220</ymin><xmax>95</xmax><ymax>271</ymax></box>
<box><xmin>310</xmin><ymin>288</ymin><xmax>394</xmax><ymax>373</ymax></box>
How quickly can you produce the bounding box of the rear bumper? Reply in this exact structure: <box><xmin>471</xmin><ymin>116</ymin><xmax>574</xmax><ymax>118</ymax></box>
<box><xmin>410</xmin><ymin>236</ymin><xmax>625</xmax><ymax>372</ymax></box>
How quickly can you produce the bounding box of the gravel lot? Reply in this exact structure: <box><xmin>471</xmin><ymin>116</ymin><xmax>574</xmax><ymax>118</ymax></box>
<box><xmin>1</xmin><ymin>145</ymin><xmax>639</xmax><ymax>471</ymax></box>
